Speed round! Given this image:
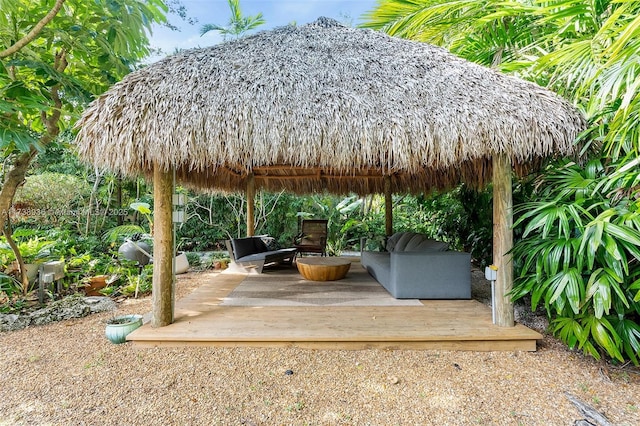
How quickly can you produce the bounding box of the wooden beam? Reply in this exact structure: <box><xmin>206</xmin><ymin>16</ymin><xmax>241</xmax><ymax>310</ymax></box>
<box><xmin>384</xmin><ymin>175</ymin><xmax>393</xmax><ymax>237</ymax></box>
<box><xmin>254</xmin><ymin>174</ymin><xmax>382</xmax><ymax>180</ymax></box>
<box><xmin>253</xmin><ymin>165</ymin><xmax>388</xmax><ymax>174</ymax></box>
<box><xmin>246</xmin><ymin>173</ymin><xmax>255</xmax><ymax>237</ymax></box>
<box><xmin>254</xmin><ymin>165</ymin><xmax>317</xmax><ymax>171</ymax></box>
<box><xmin>492</xmin><ymin>153</ymin><xmax>514</xmax><ymax>327</ymax></box>
<box><xmin>152</xmin><ymin>163</ymin><xmax>174</xmax><ymax>327</ymax></box>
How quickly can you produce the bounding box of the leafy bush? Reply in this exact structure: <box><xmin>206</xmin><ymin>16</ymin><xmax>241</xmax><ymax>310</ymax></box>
<box><xmin>13</xmin><ymin>172</ymin><xmax>90</xmax><ymax>228</ymax></box>
<box><xmin>511</xmin><ymin>159</ymin><xmax>640</xmax><ymax>364</ymax></box>
<box><xmin>185</xmin><ymin>252</ymin><xmax>201</xmax><ymax>266</ymax></box>
<box><xmin>0</xmin><ymin>230</ymin><xmax>57</xmax><ymax>265</ymax></box>
<box><xmin>0</xmin><ymin>273</ymin><xmax>20</xmax><ymax>300</ymax></box>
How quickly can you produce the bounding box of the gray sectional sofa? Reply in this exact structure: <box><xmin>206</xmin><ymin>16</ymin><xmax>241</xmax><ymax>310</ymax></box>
<box><xmin>361</xmin><ymin>232</ymin><xmax>471</xmax><ymax>299</ymax></box>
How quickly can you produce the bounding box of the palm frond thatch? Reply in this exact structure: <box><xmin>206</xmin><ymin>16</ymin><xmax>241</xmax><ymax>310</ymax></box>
<box><xmin>75</xmin><ymin>17</ymin><xmax>586</xmax><ymax>195</ymax></box>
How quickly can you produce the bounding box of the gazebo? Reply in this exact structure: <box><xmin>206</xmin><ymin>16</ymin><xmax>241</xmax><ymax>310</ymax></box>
<box><xmin>75</xmin><ymin>18</ymin><xmax>585</xmax><ymax>330</ymax></box>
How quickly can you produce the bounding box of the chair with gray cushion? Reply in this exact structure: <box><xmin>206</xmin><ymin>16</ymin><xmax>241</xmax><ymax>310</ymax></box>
<box><xmin>226</xmin><ymin>236</ymin><xmax>296</xmax><ymax>273</ymax></box>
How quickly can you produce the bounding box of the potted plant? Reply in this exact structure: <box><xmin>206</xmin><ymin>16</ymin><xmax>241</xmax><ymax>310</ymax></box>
<box><xmin>105</xmin><ymin>314</ymin><xmax>143</xmax><ymax>344</ymax></box>
<box><xmin>85</xmin><ymin>275</ymin><xmax>109</xmax><ymax>296</ymax></box>
<box><xmin>69</xmin><ymin>255</ymin><xmax>113</xmax><ymax>296</ymax></box>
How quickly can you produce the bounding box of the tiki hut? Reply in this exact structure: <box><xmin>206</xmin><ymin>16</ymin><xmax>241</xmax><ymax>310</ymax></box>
<box><xmin>75</xmin><ymin>18</ymin><xmax>585</xmax><ymax>328</ymax></box>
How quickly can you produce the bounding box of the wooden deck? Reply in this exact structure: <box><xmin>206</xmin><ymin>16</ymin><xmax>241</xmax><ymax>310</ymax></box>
<box><xmin>128</xmin><ymin>263</ymin><xmax>542</xmax><ymax>351</ymax></box>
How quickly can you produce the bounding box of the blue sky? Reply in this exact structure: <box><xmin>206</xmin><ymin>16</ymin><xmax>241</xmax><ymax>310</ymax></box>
<box><xmin>149</xmin><ymin>0</ymin><xmax>379</xmax><ymax>61</ymax></box>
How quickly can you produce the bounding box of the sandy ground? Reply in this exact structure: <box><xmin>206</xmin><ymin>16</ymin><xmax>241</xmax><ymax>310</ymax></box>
<box><xmin>1</xmin><ymin>270</ymin><xmax>639</xmax><ymax>426</ymax></box>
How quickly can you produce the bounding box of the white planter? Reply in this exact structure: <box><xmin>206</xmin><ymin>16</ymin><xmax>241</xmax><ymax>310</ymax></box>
<box><xmin>25</xmin><ymin>263</ymin><xmax>40</xmax><ymax>283</ymax></box>
<box><xmin>174</xmin><ymin>252</ymin><xmax>189</xmax><ymax>274</ymax></box>
<box><xmin>105</xmin><ymin>314</ymin><xmax>143</xmax><ymax>344</ymax></box>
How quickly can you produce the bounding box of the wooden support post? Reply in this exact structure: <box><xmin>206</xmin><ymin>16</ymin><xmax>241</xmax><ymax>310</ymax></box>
<box><xmin>492</xmin><ymin>153</ymin><xmax>515</xmax><ymax>327</ymax></box>
<box><xmin>384</xmin><ymin>175</ymin><xmax>393</xmax><ymax>237</ymax></box>
<box><xmin>152</xmin><ymin>163</ymin><xmax>174</xmax><ymax>327</ymax></box>
<box><xmin>246</xmin><ymin>173</ymin><xmax>255</xmax><ymax>237</ymax></box>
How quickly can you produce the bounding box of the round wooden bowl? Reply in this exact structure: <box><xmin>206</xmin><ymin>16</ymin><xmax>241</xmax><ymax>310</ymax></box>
<box><xmin>296</xmin><ymin>257</ymin><xmax>351</xmax><ymax>281</ymax></box>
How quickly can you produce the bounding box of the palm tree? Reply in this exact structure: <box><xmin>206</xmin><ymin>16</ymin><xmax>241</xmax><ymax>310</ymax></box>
<box><xmin>362</xmin><ymin>0</ymin><xmax>541</xmax><ymax>72</ymax></box>
<box><xmin>200</xmin><ymin>0</ymin><xmax>265</xmax><ymax>40</ymax></box>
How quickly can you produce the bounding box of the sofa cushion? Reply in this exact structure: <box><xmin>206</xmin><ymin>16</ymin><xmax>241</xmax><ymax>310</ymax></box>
<box><xmin>386</xmin><ymin>232</ymin><xmax>449</xmax><ymax>252</ymax></box>
<box><xmin>386</xmin><ymin>232</ymin><xmax>409</xmax><ymax>252</ymax></box>
<box><xmin>253</xmin><ymin>237</ymin><xmax>268</xmax><ymax>253</ymax></box>
<box><xmin>408</xmin><ymin>238</ymin><xmax>449</xmax><ymax>252</ymax></box>
<box><xmin>260</xmin><ymin>236</ymin><xmax>280</xmax><ymax>251</ymax></box>
<box><xmin>232</xmin><ymin>237</ymin><xmax>263</xmax><ymax>260</ymax></box>
<box><xmin>238</xmin><ymin>248</ymin><xmax>296</xmax><ymax>263</ymax></box>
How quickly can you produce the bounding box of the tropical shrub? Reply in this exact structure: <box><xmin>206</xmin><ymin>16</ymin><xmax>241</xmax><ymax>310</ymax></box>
<box><xmin>185</xmin><ymin>252</ymin><xmax>201</xmax><ymax>266</ymax></box>
<box><xmin>0</xmin><ymin>231</ymin><xmax>56</xmax><ymax>265</ymax></box>
<box><xmin>511</xmin><ymin>159</ymin><xmax>640</xmax><ymax>363</ymax></box>
<box><xmin>13</xmin><ymin>172</ymin><xmax>90</xmax><ymax>228</ymax></box>
<box><xmin>0</xmin><ymin>272</ymin><xmax>20</xmax><ymax>301</ymax></box>
<box><xmin>414</xmin><ymin>187</ymin><xmax>494</xmax><ymax>266</ymax></box>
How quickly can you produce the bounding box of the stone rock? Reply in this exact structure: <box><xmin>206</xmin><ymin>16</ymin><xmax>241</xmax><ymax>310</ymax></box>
<box><xmin>0</xmin><ymin>295</ymin><xmax>117</xmax><ymax>332</ymax></box>
<box><xmin>0</xmin><ymin>313</ymin><xmax>31</xmax><ymax>332</ymax></box>
<box><xmin>83</xmin><ymin>296</ymin><xmax>117</xmax><ymax>313</ymax></box>
<box><xmin>29</xmin><ymin>295</ymin><xmax>92</xmax><ymax>326</ymax></box>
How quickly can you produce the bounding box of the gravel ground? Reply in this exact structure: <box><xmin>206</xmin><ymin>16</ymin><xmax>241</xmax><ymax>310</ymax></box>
<box><xmin>1</xmin><ymin>270</ymin><xmax>639</xmax><ymax>426</ymax></box>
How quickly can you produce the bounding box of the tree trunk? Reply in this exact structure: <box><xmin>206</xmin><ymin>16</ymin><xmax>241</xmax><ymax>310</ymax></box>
<box><xmin>492</xmin><ymin>153</ymin><xmax>515</xmax><ymax>327</ymax></box>
<box><xmin>0</xmin><ymin>149</ymin><xmax>37</xmax><ymax>233</ymax></box>
<box><xmin>151</xmin><ymin>163</ymin><xmax>174</xmax><ymax>327</ymax></box>
<box><xmin>85</xmin><ymin>166</ymin><xmax>101</xmax><ymax>235</ymax></box>
<box><xmin>246</xmin><ymin>173</ymin><xmax>255</xmax><ymax>237</ymax></box>
<box><xmin>384</xmin><ymin>175</ymin><xmax>393</xmax><ymax>237</ymax></box>
<box><xmin>2</xmin><ymin>217</ymin><xmax>28</xmax><ymax>294</ymax></box>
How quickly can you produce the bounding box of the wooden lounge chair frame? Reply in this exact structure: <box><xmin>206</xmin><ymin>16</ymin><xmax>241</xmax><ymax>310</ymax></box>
<box><xmin>294</xmin><ymin>219</ymin><xmax>328</xmax><ymax>257</ymax></box>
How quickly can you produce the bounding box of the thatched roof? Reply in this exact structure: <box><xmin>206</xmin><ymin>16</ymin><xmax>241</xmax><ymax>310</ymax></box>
<box><xmin>75</xmin><ymin>17</ymin><xmax>585</xmax><ymax>195</ymax></box>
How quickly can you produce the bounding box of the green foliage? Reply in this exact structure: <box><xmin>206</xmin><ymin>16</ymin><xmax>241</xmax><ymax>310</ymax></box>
<box><xmin>32</xmin><ymin>134</ymin><xmax>85</xmax><ymax>175</ymax></box>
<box><xmin>185</xmin><ymin>252</ymin><xmax>201</xmax><ymax>267</ymax></box>
<box><xmin>178</xmin><ymin>191</ymin><xmax>302</xmax><ymax>250</ymax></box>
<box><xmin>103</xmin><ymin>225</ymin><xmax>147</xmax><ymax>244</ymax></box>
<box><xmin>512</xmin><ymin>159</ymin><xmax>640</xmax><ymax>363</ymax></box>
<box><xmin>0</xmin><ymin>231</ymin><xmax>56</xmax><ymax>265</ymax></box>
<box><xmin>119</xmin><ymin>265</ymin><xmax>152</xmax><ymax>297</ymax></box>
<box><xmin>295</xmin><ymin>193</ymin><xmax>364</xmax><ymax>255</ymax></box>
<box><xmin>0</xmin><ymin>0</ymin><xmax>167</xmax><ymax>152</ymax></box>
<box><xmin>0</xmin><ymin>272</ymin><xmax>20</xmax><ymax>299</ymax></box>
<box><xmin>13</xmin><ymin>172</ymin><xmax>90</xmax><ymax>227</ymax></box>
<box><xmin>102</xmin><ymin>202</ymin><xmax>155</xmax><ymax>243</ymax></box>
<box><xmin>396</xmin><ymin>187</ymin><xmax>494</xmax><ymax>265</ymax></box>
<box><xmin>200</xmin><ymin>0</ymin><xmax>265</xmax><ymax>39</ymax></box>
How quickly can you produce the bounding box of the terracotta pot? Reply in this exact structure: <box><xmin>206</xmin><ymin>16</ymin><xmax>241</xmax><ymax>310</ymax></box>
<box><xmin>85</xmin><ymin>275</ymin><xmax>108</xmax><ymax>296</ymax></box>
